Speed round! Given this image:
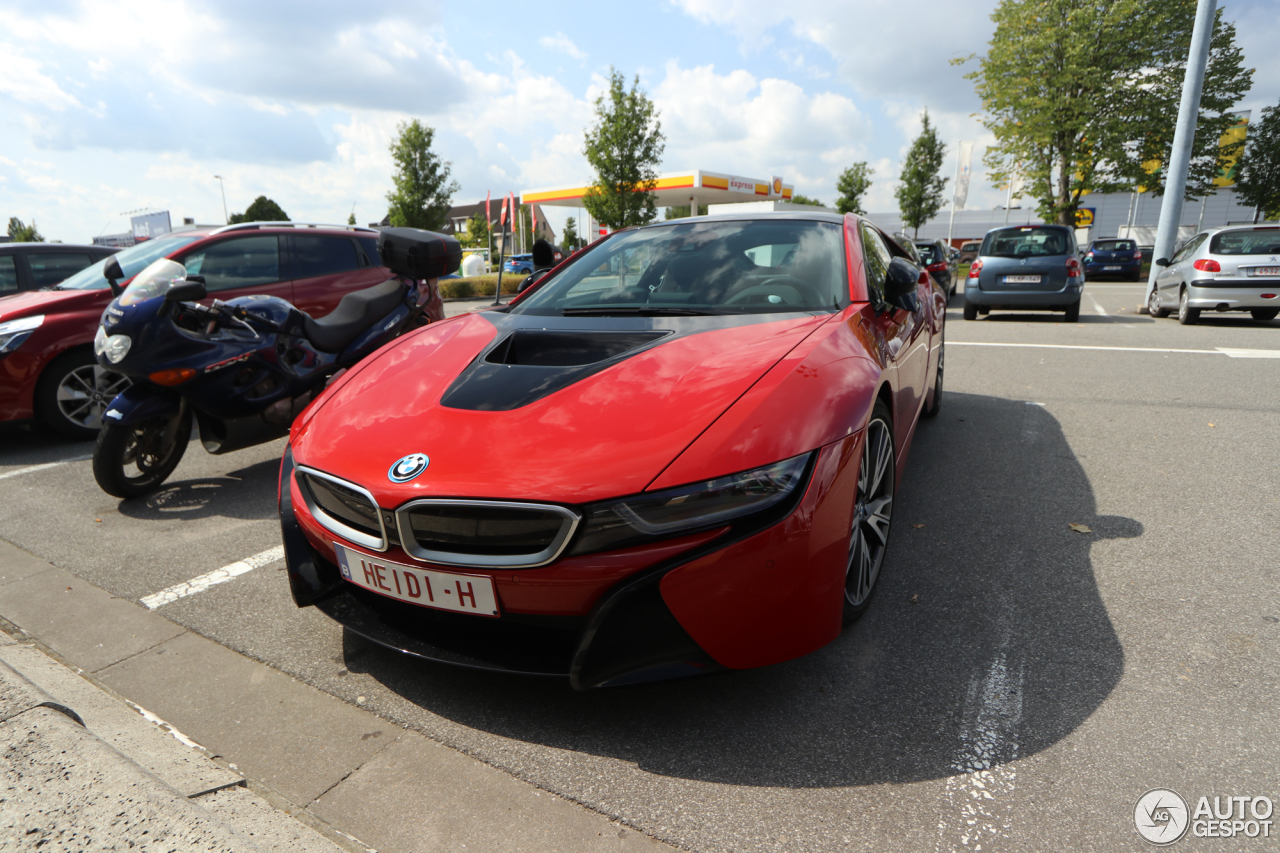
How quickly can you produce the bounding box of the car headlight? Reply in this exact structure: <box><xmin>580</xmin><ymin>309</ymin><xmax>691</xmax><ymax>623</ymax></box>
<box><xmin>93</xmin><ymin>325</ymin><xmax>132</xmax><ymax>364</ymax></box>
<box><xmin>0</xmin><ymin>314</ymin><xmax>44</xmax><ymax>355</ymax></box>
<box><xmin>569</xmin><ymin>453</ymin><xmax>811</xmax><ymax>556</ymax></box>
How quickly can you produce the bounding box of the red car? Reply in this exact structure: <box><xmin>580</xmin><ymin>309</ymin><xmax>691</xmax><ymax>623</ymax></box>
<box><xmin>279</xmin><ymin>213</ymin><xmax>946</xmax><ymax>688</ymax></box>
<box><xmin>0</xmin><ymin>223</ymin><xmax>443</xmax><ymax>439</ymax></box>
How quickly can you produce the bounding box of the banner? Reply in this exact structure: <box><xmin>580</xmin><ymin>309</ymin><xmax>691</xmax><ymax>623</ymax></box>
<box><xmin>485</xmin><ymin>191</ymin><xmax>491</xmax><ymax>225</ymax></box>
<box><xmin>131</xmin><ymin>211</ymin><xmax>171</xmax><ymax>242</ymax></box>
<box><xmin>954</xmin><ymin>141</ymin><xmax>974</xmax><ymax>208</ymax></box>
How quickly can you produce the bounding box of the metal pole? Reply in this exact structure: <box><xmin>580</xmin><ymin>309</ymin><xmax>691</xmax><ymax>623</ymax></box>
<box><xmin>493</xmin><ymin>213</ymin><xmax>507</xmax><ymax>307</ymax></box>
<box><xmin>947</xmin><ymin>147</ymin><xmax>960</xmax><ymax>244</ymax></box>
<box><xmin>1123</xmin><ymin>191</ymin><xmax>1137</xmax><ymax>238</ymax></box>
<box><xmin>213</xmin><ymin>175</ymin><xmax>228</xmax><ymax>224</ymax></box>
<box><xmin>1144</xmin><ymin>0</ymin><xmax>1217</xmax><ymax>309</ymax></box>
<box><xmin>1197</xmin><ymin>192</ymin><xmax>1209</xmax><ymax>231</ymax></box>
<box><xmin>1003</xmin><ymin>177</ymin><xmax>1013</xmax><ymax>226</ymax></box>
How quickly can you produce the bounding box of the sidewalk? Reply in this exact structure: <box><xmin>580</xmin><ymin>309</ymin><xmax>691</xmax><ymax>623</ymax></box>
<box><xmin>0</xmin><ymin>538</ymin><xmax>672</xmax><ymax>852</ymax></box>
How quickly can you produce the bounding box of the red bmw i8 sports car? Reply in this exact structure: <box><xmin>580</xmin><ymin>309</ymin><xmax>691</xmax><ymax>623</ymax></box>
<box><xmin>279</xmin><ymin>213</ymin><xmax>946</xmax><ymax>689</ymax></box>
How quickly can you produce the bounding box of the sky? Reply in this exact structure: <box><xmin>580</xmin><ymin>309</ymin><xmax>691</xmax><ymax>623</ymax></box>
<box><xmin>2</xmin><ymin>0</ymin><xmax>1278</xmax><ymax>244</ymax></box>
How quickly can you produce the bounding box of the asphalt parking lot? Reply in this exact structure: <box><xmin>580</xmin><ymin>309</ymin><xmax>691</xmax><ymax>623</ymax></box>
<box><xmin>2</xmin><ymin>281</ymin><xmax>1277</xmax><ymax>852</ymax></box>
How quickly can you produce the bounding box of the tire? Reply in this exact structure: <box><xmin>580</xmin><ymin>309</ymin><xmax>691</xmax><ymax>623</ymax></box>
<box><xmin>1148</xmin><ymin>287</ymin><xmax>1169</xmax><ymax>318</ymax></box>
<box><xmin>1178</xmin><ymin>288</ymin><xmax>1200</xmax><ymax>325</ymax></box>
<box><xmin>845</xmin><ymin>400</ymin><xmax>895</xmax><ymax>624</ymax></box>
<box><xmin>35</xmin><ymin>349</ymin><xmax>131</xmax><ymax>441</ymax></box>
<box><xmin>921</xmin><ymin>336</ymin><xmax>944</xmax><ymax>419</ymax></box>
<box><xmin>1064</xmin><ymin>300</ymin><xmax>1080</xmax><ymax>322</ymax></box>
<box><xmin>1250</xmin><ymin>308</ymin><xmax>1278</xmax><ymax>322</ymax></box>
<box><xmin>93</xmin><ymin>410</ymin><xmax>191</xmax><ymax>498</ymax></box>
<box><xmin>963</xmin><ymin>299</ymin><xmax>978</xmax><ymax>321</ymax></box>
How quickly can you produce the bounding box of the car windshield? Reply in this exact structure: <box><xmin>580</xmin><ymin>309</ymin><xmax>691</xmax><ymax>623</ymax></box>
<box><xmin>1093</xmin><ymin>240</ymin><xmax>1135</xmax><ymax>252</ymax></box>
<box><xmin>916</xmin><ymin>244</ymin><xmax>940</xmax><ymax>263</ymax></box>
<box><xmin>981</xmin><ymin>227</ymin><xmax>1069</xmax><ymax>258</ymax></box>
<box><xmin>510</xmin><ymin>219</ymin><xmax>847</xmax><ymax>316</ymax></box>
<box><xmin>1209</xmin><ymin>229</ymin><xmax>1280</xmax><ymax>256</ymax></box>
<box><xmin>55</xmin><ymin>234</ymin><xmax>201</xmax><ymax>290</ymax></box>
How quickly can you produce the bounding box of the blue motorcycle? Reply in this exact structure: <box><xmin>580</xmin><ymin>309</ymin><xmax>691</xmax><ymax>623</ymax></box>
<box><xmin>90</xmin><ymin>228</ymin><xmax>459</xmax><ymax>497</ymax></box>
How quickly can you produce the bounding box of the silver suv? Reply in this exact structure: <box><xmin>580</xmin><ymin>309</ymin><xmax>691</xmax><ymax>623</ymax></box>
<box><xmin>963</xmin><ymin>225</ymin><xmax>1083</xmax><ymax>321</ymax></box>
<box><xmin>1149</xmin><ymin>226</ymin><xmax>1280</xmax><ymax>325</ymax></box>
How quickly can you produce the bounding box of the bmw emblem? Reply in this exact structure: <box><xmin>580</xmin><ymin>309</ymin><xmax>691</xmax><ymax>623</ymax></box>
<box><xmin>388</xmin><ymin>453</ymin><xmax>430</xmax><ymax>483</ymax></box>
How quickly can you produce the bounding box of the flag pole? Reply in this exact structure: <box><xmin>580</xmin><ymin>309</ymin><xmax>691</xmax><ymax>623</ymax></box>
<box><xmin>947</xmin><ymin>147</ymin><xmax>960</xmax><ymax>244</ymax></box>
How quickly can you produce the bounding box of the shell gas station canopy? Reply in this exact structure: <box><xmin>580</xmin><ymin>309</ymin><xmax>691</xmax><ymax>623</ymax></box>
<box><xmin>522</xmin><ymin>170</ymin><xmax>795</xmax><ymax>212</ymax></box>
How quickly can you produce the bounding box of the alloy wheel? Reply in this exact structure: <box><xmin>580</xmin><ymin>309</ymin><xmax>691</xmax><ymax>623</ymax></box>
<box><xmin>847</xmin><ymin>416</ymin><xmax>894</xmax><ymax>609</ymax></box>
<box><xmin>55</xmin><ymin>364</ymin><xmax>130</xmax><ymax>431</ymax></box>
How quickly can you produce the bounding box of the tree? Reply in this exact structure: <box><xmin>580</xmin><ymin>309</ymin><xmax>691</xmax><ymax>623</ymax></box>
<box><xmin>561</xmin><ymin>216</ymin><xmax>581</xmax><ymax>252</ymax></box>
<box><xmin>962</xmin><ymin>0</ymin><xmax>1251</xmax><ymax>226</ymax></box>
<box><xmin>461</xmin><ymin>212</ymin><xmax>491</xmax><ymax>248</ymax></box>
<box><xmin>835</xmin><ymin>162</ymin><xmax>874</xmax><ymax>215</ymax></box>
<box><xmin>582</xmin><ymin>68</ymin><xmax>665</xmax><ymax>230</ymax></box>
<box><xmin>228</xmin><ymin>196</ymin><xmax>289</xmax><ymax>224</ymax></box>
<box><xmin>347</xmin><ymin>211</ymin><xmax>357</xmax><ymax>226</ymax></box>
<box><xmin>789</xmin><ymin>194</ymin><xmax>825</xmax><ymax>208</ymax></box>
<box><xmin>1236</xmin><ymin>100</ymin><xmax>1280</xmax><ymax>222</ymax></box>
<box><xmin>663</xmin><ymin>204</ymin><xmax>708</xmax><ymax>219</ymax></box>
<box><xmin>7</xmin><ymin>217</ymin><xmax>43</xmax><ymax>242</ymax></box>
<box><xmin>385</xmin><ymin>119</ymin><xmax>459</xmax><ymax>231</ymax></box>
<box><xmin>895</xmin><ymin>111</ymin><xmax>947</xmax><ymax>237</ymax></box>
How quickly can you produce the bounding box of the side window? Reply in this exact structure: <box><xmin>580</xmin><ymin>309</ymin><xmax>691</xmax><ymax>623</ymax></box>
<box><xmin>182</xmin><ymin>236</ymin><xmax>281</xmax><ymax>292</ymax></box>
<box><xmin>292</xmin><ymin>235</ymin><xmax>359</xmax><ymax>279</ymax></box>
<box><xmin>859</xmin><ymin>223</ymin><xmax>892</xmax><ymax>308</ymax></box>
<box><xmin>1170</xmin><ymin>233</ymin><xmax>1206</xmax><ymax>264</ymax></box>
<box><xmin>29</xmin><ymin>253</ymin><xmax>93</xmax><ymax>288</ymax></box>
<box><xmin>0</xmin><ymin>256</ymin><xmax>17</xmax><ymax>293</ymax></box>
<box><xmin>357</xmin><ymin>236</ymin><xmax>381</xmax><ymax>267</ymax></box>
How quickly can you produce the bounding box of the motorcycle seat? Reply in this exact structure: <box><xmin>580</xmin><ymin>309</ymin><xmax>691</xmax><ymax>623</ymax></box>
<box><xmin>303</xmin><ymin>279</ymin><xmax>407</xmax><ymax>353</ymax></box>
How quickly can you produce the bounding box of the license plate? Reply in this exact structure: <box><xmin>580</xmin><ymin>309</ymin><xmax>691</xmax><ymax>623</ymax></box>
<box><xmin>334</xmin><ymin>543</ymin><xmax>499</xmax><ymax>617</ymax></box>
<box><xmin>1255</xmin><ymin>267</ymin><xmax>1280</xmax><ymax>276</ymax></box>
<box><xmin>1102</xmin><ymin>265</ymin><xmax>1122</xmax><ymax>271</ymax></box>
<box><xmin>1003</xmin><ymin>275</ymin><xmax>1042</xmax><ymax>284</ymax></box>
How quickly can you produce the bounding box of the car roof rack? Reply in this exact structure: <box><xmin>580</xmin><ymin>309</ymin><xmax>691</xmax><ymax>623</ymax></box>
<box><xmin>209</xmin><ymin>221</ymin><xmax>380</xmax><ymax>236</ymax></box>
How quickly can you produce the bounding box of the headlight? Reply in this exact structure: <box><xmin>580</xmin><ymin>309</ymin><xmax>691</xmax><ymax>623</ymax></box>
<box><xmin>0</xmin><ymin>314</ymin><xmax>44</xmax><ymax>355</ymax></box>
<box><xmin>569</xmin><ymin>453</ymin><xmax>811</xmax><ymax>556</ymax></box>
<box><xmin>93</xmin><ymin>326</ymin><xmax>132</xmax><ymax>363</ymax></box>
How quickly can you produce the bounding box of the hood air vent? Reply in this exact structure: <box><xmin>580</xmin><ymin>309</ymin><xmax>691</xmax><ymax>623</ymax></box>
<box><xmin>485</xmin><ymin>330</ymin><xmax>670</xmax><ymax>367</ymax></box>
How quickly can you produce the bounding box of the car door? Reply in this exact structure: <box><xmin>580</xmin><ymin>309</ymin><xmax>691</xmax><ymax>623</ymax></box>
<box><xmin>288</xmin><ymin>233</ymin><xmax>388</xmax><ymax>318</ymax></box>
<box><xmin>860</xmin><ymin>224</ymin><xmax>930</xmax><ymax>437</ymax></box>
<box><xmin>1156</xmin><ymin>233</ymin><xmax>1205</xmax><ymax>304</ymax></box>
<box><xmin>176</xmin><ymin>235</ymin><xmax>294</xmax><ymax>305</ymax></box>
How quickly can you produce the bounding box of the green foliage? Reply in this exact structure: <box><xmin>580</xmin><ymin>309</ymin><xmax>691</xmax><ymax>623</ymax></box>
<box><xmin>663</xmin><ymin>204</ymin><xmax>708</xmax><ymax>219</ymax></box>
<box><xmin>7</xmin><ymin>217</ymin><xmax>44</xmax><ymax>242</ymax></box>
<box><xmin>461</xmin><ymin>212</ymin><xmax>491</xmax><ymax>248</ymax></box>
<box><xmin>895</xmin><ymin>111</ymin><xmax>947</xmax><ymax>237</ymax></box>
<box><xmin>561</xmin><ymin>216</ymin><xmax>582</xmax><ymax>252</ymax></box>
<box><xmin>386</xmin><ymin>119</ymin><xmax>459</xmax><ymax>231</ymax></box>
<box><xmin>228</xmin><ymin>196</ymin><xmax>290</xmax><ymax>224</ymax></box>
<box><xmin>1236</xmin><ymin>101</ymin><xmax>1280</xmax><ymax>221</ymax></box>
<box><xmin>347</xmin><ymin>211</ymin><xmax>357</xmax><ymax>226</ymax></box>
<box><xmin>582</xmin><ymin>68</ymin><xmax>665</xmax><ymax>230</ymax></box>
<box><xmin>440</xmin><ymin>274</ymin><xmax>522</xmax><ymax>299</ymax></box>
<box><xmin>788</xmin><ymin>194</ymin><xmax>825</xmax><ymax>208</ymax></box>
<box><xmin>836</xmin><ymin>162</ymin><xmax>874</xmax><ymax>215</ymax></box>
<box><xmin>963</xmin><ymin>0</ymin><xmax>1251</xmax><ymax>225</ymax></box>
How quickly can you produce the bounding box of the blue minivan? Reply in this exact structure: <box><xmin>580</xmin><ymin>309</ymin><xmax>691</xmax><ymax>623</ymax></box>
<box><xmin>963</xmin><ymin>224</ymin><xmax>1084</xmax><ymax>322</ymax></box>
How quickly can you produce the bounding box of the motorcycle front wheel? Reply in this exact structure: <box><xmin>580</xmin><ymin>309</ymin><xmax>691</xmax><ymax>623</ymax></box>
<box><xmin>93</xmin><ymin>411</ymin><xmax>192</xmax><ymax>498</ymax></box>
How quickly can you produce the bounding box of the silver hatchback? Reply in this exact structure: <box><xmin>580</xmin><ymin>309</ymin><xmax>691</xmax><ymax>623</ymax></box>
<box><xmin>962</xmin><ymin>225</ymin><xmax>1084</xmax><ymax>321</ymax></box>
<box><xmin>1149</xmin><ymin>226</ymin><xmax>1280</xmax><ymax>325</ymax></box>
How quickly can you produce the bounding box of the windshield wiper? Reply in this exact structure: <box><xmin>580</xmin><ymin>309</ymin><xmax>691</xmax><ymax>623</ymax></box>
<box><xmin>561</xmin><ymin>306</ymin><xmax>719</xmax><ymax>316</ymax></box>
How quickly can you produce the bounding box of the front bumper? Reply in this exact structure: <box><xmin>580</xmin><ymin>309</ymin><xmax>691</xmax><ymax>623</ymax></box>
<box><xmin>1185</xmin><ymin>279</ymin><xmax>1280</xmax><ymax>310</ymax></box>
<box><xmin>279</xmin><ymin>434</ymin><xmax>857</xmax><ymax>689</ymax></box>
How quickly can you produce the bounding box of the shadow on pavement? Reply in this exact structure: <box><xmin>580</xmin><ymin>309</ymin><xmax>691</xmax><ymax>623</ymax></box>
<box><xmin>344</xmin><ymin>392</ymin><xmax>1132</xmax><ymax>788</ymax></box>
<box><xmin>0</xmin><ymin>424</ymin><xmax>94</xmax><ymax>467</ymax></box>
<box><xmin>114</xmin><ymin>458</ymin><xmax>281</xmax><ymax>522</ymax></box>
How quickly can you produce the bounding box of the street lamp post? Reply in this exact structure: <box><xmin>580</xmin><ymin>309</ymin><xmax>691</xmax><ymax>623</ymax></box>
<box><xmin>213</xmin><ymin>175</ymin><xmax>229</xmax><ymax>225</ymax></box>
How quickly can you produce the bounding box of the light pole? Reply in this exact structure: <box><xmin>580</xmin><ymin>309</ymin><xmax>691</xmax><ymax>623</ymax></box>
<box><xmin>213</xmin><ymin>175</ymin><xmax>228</xmax><ymax>225</ymax></box>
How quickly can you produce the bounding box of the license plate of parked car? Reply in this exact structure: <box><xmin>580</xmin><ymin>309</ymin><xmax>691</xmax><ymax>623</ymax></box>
<box><xmin>1102</xmin><ymin>265</ymin><xmax>1122</xmax><ymax>270</ymax></box>
<box><xmin>334</xmin><ymin>543</ymin><xmax>500</xmax><ymax>616</ymax></box>
<box><xmin>1254</xmin><ymin>267</ymin><xmax>1280</xmax><ymax>276</ymax></box>
<box><xmin>1003</xmin><ymin>275</ymin><xmax>1042</xmax><ymax>283</ymax></box>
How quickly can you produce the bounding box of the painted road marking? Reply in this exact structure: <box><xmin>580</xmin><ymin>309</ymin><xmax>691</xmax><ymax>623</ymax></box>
<box><xmin>1087</xmin><ymin>293</ymin><xmax>1108</xmax><ymax>316</ymax></box>
<box><xmin>950</xmin><ymin>342</ymin><xmax>1280</xmax><ymax>358</ymax></box>
<box><xmin>140</xmin><ymin>546</ymin><xmax>285</xmax><ymax>610</ymax></box>
<box><xmin>0</xmin><ymin>455</ymin><xmax>94</xmax><ymax>482</ymax></box>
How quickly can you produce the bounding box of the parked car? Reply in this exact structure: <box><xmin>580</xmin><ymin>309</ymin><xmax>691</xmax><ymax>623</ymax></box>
<box><xmin>503</xmin><ymin>253</ymin><xmax>534</xmax><ymax>275</ymax></box>
<box><xmin>1</xmin><ymin>243</ymin><xmax>118</xmax><ymax>295</ymax></box>
<box><xmin>279</xmin><ymin>212</ymin><xmax>946</xmax><ymax>689</ymax></box>
<box><xmin>0</xmin><ymin>222</ymin><xmax>444</xmax><ymax>439</ymax></box>
<box><xmin>963</xmin><ymin>224</ymin><xmax>1083</xmax><ymax>321</ymax></box>
<box><xmin>890</xmin><ymin>232</ymin><xmax>924</xmax><ymax>266</ymax></box>
<box><xmin>958</xmin><ymin>240</ymin><xmax>982</xmax><ymax>265</ymax></box>
<box><xmin>1148</xmin><ymin>225</ymin><xmax>1280</xmax><ymax>325</ymax></box>
<box><xmin>916</xmin><ymin>239</ymin><xmax>960</xmax><ymax>296</ymax></box>
<box><xmin>1082</xmin><ymin>238</ymin><xmax>1142</xmax><ymax>281</ymax></box>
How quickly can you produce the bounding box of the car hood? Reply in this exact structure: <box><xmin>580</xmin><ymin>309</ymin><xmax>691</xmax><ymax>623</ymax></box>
<box><xmin>0</xmin><ymin>287</ymin><xmax>107</xmax><ymax>322</ymax></box>
<box><xmin>291</xmin><ymin>310</ymin><xmax>832</xmax><ymax>505</ymax></box>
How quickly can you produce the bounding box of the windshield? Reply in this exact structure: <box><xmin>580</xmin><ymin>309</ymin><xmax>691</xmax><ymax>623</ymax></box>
<box><xmin>981</xmin><ymin>226</ymin><xmax>1070</xmax><ymax>259</ymax></box>
<box><xmin>118</xmin><ymin>259</ymin><xmax>189</xmax><ymax>306</ymax></box>
<box><xmin>1209</xmin><ymin>229</ymin><xmax>1280</xmax><ymax>256</ymax></box>
<box><xmin>511</xmin><ymin>219</ymin><xmax>847</xmax><ymax>316</ymax></box>
<box><xmin>1093</xmin><ymin>240</ymin><xmax>1135</xmax><ymax>252</ymax></box>
<box><xmin>916</xmin><ymin>244</ymin><xmax>941</xmax><ymax>263</ymax></box>
<box><xmin>56</xmin><ymin>234</ymin><xmax>201</xmax><ymax>290</ymax></box>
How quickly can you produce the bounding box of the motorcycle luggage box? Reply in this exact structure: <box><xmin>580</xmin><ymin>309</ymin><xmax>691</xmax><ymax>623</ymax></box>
<box><xmin>377</xmin><ymin>228</ymin><xmax>462</xmax><ymax>279</ymax></box>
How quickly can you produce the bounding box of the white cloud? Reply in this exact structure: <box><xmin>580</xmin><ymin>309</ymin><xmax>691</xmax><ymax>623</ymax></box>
<box><xmin>540</xmin><ymin>32</ymin><xmax>587</xmax><ymax>61</ymax></box>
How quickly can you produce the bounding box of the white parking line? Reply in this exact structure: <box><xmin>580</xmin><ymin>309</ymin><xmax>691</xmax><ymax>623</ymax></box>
<box><xmin>1087</xmin><ymin>293</ymin><xmax>1108</xmax><ymax>316</ymax></box>
<box><xmin>950</xmin><ymin>341</ymin><xmax>1280</xmax><ymax>358</ymax></box>
<box><xmin>0</xmin><ymin>454</ymin><xmax>94</xmax><ymax>482</ymax></box>
<box><xmin>140</xmin><ymin>546</ymin><xmax>285</xmax><ymax>610</ymax></box>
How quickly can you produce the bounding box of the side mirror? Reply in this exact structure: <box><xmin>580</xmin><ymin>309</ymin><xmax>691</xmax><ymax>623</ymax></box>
<box><xmin>884</xmin><ymin>256</ymin><xmax>920</xmax><ymax>300</ymax></box>
<box><xmin>164</xmin><ymin>281</ymin><xmax>208</xmax><ymax>302</ymax></box>
<box><xmin>517</xmin><ymin>269</ymin><xmax>549</xmax><ymax>294</ymax></box>
<box><xmin>1154</xmin><ymin>257</ymin><xmax>1171</xmax><ymax>267</ymax></box>
<box><xmin>103</xmin><ymin>256</ymin><xmax>125</xmax><ymax>297</ymax></box>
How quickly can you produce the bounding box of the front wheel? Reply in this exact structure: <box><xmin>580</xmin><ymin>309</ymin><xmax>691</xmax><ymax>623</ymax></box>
<box><xmin>845</xmin><ymin>401</ymin><xmax>895</xmax><ymax>624</ymax></box>
<box><xmin>35</xmin><ymin>349</ymin><xmax>131</xmax><ymax>440</ymax></box>
<box><xmin>93</xmin><ymin>410</ymin><xmax>191</xmax><ymax>498</ymax></box>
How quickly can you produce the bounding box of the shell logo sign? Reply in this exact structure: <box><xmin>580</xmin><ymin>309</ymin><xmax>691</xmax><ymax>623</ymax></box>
<box><xmin>772</xmin><ymin>177</ymin><xmax>783</xmax><ymax>195</ymax></box>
